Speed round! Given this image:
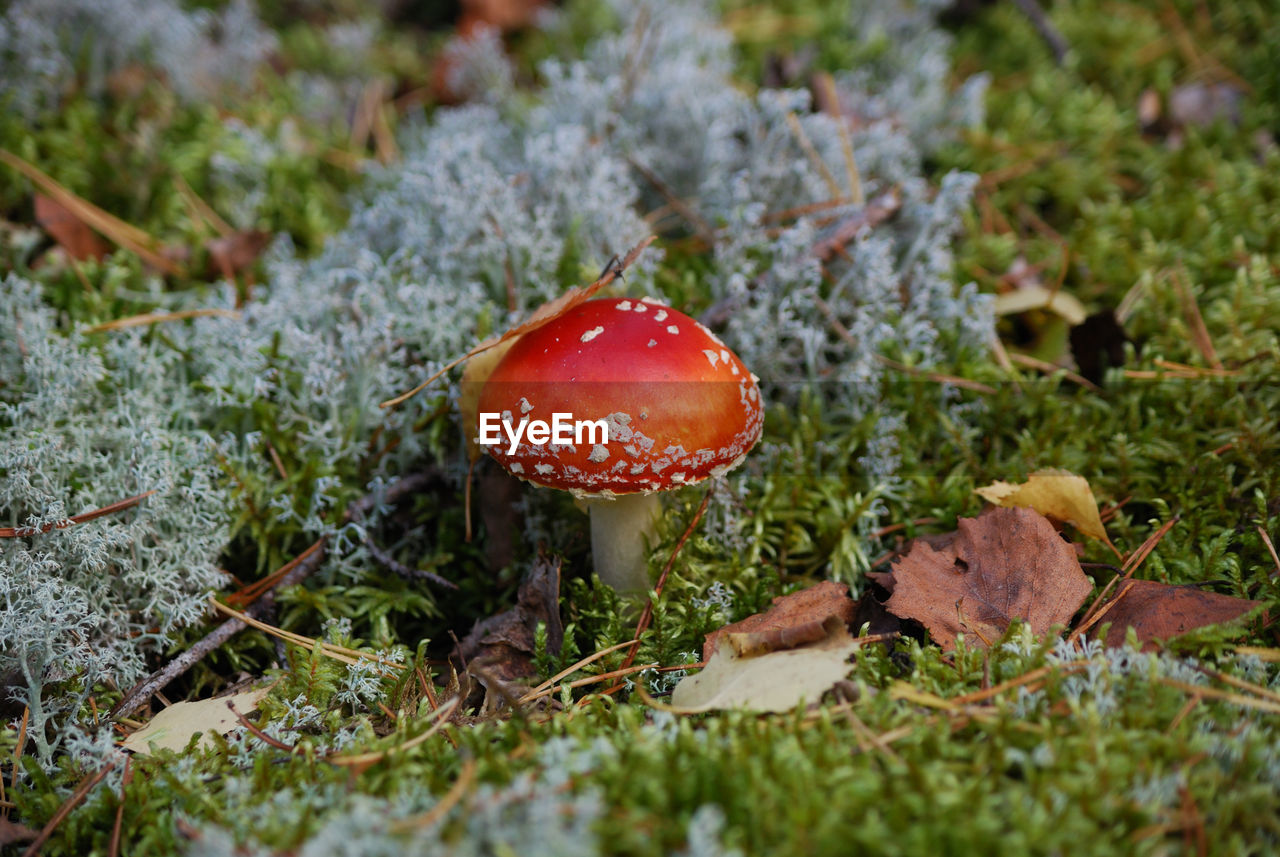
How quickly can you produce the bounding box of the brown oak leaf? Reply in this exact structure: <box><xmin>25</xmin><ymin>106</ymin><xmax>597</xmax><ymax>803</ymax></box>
<box><xmin>885</xmin><ymin>506</ymin><xmax>1092</xmax><ymax>651</ymax></box>
<box><xmin>1089</xmin><ymin>579</ymin><xmax>1263</xmax><ymax>651</ymax></box>
<box><xmin>35</xmin><ymin>193</ymin><xmax>108</xmax><ymax>261</ymax></box>
<box><xmin>702</xmin><ymin>580</ymin><xmax>856</xmax><ymax>661</ymax></box>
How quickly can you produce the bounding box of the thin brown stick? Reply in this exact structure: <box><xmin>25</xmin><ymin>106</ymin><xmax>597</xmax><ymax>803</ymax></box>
<box><xmin>9</xmin><ymin>707</ymin><xmax>28</xmax><ymax>810</ymax></box>
<box><xmin>1011</xmin><ymin>0</ymin><xmax>1069</xmax><ymax>64</ymax></box>
<box><xmin>228</xmin><ymin>700</ymin><xmax>296</xmax><ymax>752</ymax></box>
<box><xmin>1122</xmin><ymin>516</ymin><xmax>1180</xmax><ymax>576</ymax></box>
<box><xmin>22</xmin><ymin>757</ymin><xmax>120</xmax><ymax>857</ymax></box>
<box><xmin>1068</xmin><ymin>580</ymin><xmax>1136</xmax><ymax>643</ymax></box>
<box><xmin>226</xmin><ymin>538</ymin><xmax>325</xmax><ymax>608</ymax></box>
<box><xmin>627</xmin><ymin>156</ymin><xmax>716</xmax><ymax>244</ymax></box>
<box><xmin>107</xmin><ymin>756</ymin><xmax>132</xmax><ymax>857</ymax></box>
<box><xmin>1008</xmin><ymin>352</ymin><xmax>1101</xmax><ymax>392</ymax></box>
<box><xmin>111</xmin><ymin>541</ymin><xmax>328</xmax><ymax>719</ymax></box>
<box><xmin>809</xmin><ymin>189</ymin><xmax>901</xmax><ymax>261</ymax></box>
<box><xmin>785</xmin><ymin>112</ymin><xmax>843</xmax><ymax>201</ymax></box>
<box><xmin>1171</xmin><ymin>268</ymin><xmax>1223</xmax><ymax>370</ymax></box>
<box><xmin>0</xmin><ymin>490</ymin><xmax>156</xmax><ymax>538</ymax></box>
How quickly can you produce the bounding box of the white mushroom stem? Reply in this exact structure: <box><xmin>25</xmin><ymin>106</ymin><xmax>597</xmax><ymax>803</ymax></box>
<box><xmin>587</xmin><ymin>492</ymin><xmax>663</xmax><ymax>595</ymax></box>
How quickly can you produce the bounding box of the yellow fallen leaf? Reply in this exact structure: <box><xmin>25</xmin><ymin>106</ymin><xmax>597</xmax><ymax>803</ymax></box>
<box><xmin>669</xmin><ymin>616</ymin><xmax>857</xmax><ymax>713</ymax></box>
<box><xmin>992</xmin><ymin>285</ymin><xmax>1087</xmax><ymax>325</ymax></box>
<box><xmin>459</xmin><ymin>335</ymin><xmax>520</xmax><ymax>461</ymax></box>
<box><xmin>121</xmin><ymin>687</ymin><xmax>269</xmax><ymax>755</ymax></box>
<box><xmin>975</xmin><ymin>469</ymin><xmax>1115</xmax><ymax>551</ymax></box>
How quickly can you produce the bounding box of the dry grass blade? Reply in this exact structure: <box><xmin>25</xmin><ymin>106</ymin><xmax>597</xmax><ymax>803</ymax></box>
<box><xmin>1008</xmin><ymin>352</ymin><xmax>1101</xmax><ymax>391</ymax></box>
<box><xmin>627</xmin><ymin>156</ymin><xmax>715</xmax><ymax>244</ymax></box>
<box><xmin>950</xmin><ymin>661</ymin><xmax>1089</xmax><ymax>705</ymax></box>
<box><xmin>518</xmin><ymin>639</ymin><xmax>640</xmax><ymax>703</ymax></box>
<box><xmin>1234</xmin><ymin>646</ymin><xmax>1280</xmax><ymax>663</ymax></box>
<box><xmin>1171</xmin><ymin>268</ymin><xmax>1223</xmax><ymax>370</ymax></box>
<box><xmin>390</xmin><ymin>759</ymin><xmax>477</xmax><ymax>833</ymax></box>
<box><xmin>1192</xmin><ymin>664</ymin><xmax>1280</xmax><ymax>705</ymax></box>
<box><xmin>172</xmin><ymin>172</ymin><xmax>233</xmax><ymax>237</ymax></box>
<box><xmin>0</xmin><ymin>149</ymin><xmax>183</xmax><ymax>276</ymax></box>
<box><xmin>785</xmin><ymin>112</ymin><xmax>843</xmax><ymax>201</ymax></box>
<box><xmin>209</xmin><ymin>597</ymin><xmax>406</xmax><ymax>673</ymax></box>
<box><xmin>815</xmin><ymin>296</ymin><xmax>995</xmax><ymax>393</ymax></box>
<box><xmin>225</xmin><ymin>538</ymin><xmax>325</xmax><ymax>608</ymax></box>
<box><xmin>521</xmin><ymin>663</ymin><xmax>660</xmax><ymax>706</ymax></box>
<box><xmin>84</xmin><ymin>308</ymin><xmax>240</xmax><ymax>334</ymax></box>
<box><xmin>1068</xmin><ymin>579</ymin><xmax>1135</xmax><ymax>644</ymax></box>
<box><xmin>0</xmin><ymin>490</ymin><xmax>156</xmax><ymax>538</ymax></box>
<box><xmin>1157</xmin><ymin>678</ymin><xmax>1280</xmax><ymax>714</ymax></box>
<box><xmin>329</xmin><ymin>697</ymin><xmax>459</xmax><ymax>768</ymax></box>
<box><xmin>1122</xmin><ymin>516</ymin><xmax>1180</xmax><ymax>576</ymax></box>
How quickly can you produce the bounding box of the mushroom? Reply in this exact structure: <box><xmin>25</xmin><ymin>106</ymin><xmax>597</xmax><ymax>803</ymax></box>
<box><xmin>474</xmin><ymin>296</ymin><xmax>763</xmax><ymax>595</ymax></box>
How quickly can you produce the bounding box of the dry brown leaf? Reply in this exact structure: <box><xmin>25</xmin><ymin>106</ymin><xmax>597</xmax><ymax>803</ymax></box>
<box><xmin>1089</xmin><ymin>579</ymin><xmax>1263</xmax><ymax>651</ymax></box>
<box><xmin>0</xmin><ymin>149</ymin><xmax>182</xmax><ymax>275</ymax></box>
<box><xmin>0</xmin><ymin>819</ymin><xmax>38</xmax><ymax>847</ymax></box>
<box><xmin>975</xmin><ymin>468</ymin><xmax>1114</xmax><ymax>549</ymax></box>
<box><xmin>34</xmin><ymin>193</ymin><xmax>108</xmax><ymax>261</ymax></box>
<box><xmin>121</xmin><ymin>687</ymin><xmax>270</xmax><ymax>755</ymax></box>
<box><xmin>206</xmin><ymin>229</ymin><xmax>272</xmax><ymax>279</ymax></box>
<box><xmin>701</xmin><ymin>580</ymin><xmax>856</xmax><ymax>661</ymax></box>
<box><xmin>885</xmin><ymin>506</ymin><xmax>1092</xmax><ymax>651</ymax></box>
<box><xmin>671</xmin><ymin>616</ymin><xmax>858</xmax><ymax>713</ymax></box>
<box><xmin>454</xmin><ymin>555</ymin><xmax>563</xmax><ymax>706</ymax></box>
<box><xmin>458</xmin><ymin>0</ymin><xmax>545</xmax><ymax>35</ymax></box>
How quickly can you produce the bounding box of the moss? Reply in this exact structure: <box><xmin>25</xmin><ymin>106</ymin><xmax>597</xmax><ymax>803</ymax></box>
<box><xmin>4</xmin><ymin>0</ymin><xmax>1280</xmax><ymax>855</ymax></box>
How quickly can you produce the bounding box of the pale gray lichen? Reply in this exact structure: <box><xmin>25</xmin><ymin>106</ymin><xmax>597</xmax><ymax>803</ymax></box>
<box><xmin>0</xmin><ymin>0</ymin><xmax>276</xmax><ymax>116</ymax></box>
<box><xmin>0</xmin><ymin>275</ymin><xmax>230</xmax><ymax>767</ymax></box>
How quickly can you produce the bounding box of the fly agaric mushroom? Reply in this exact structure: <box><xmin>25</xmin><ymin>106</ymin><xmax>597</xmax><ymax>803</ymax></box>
<box><xmin>474</xmin><ymin>296</ymin><xmax>763</xmax><ymax>594</ymax></box>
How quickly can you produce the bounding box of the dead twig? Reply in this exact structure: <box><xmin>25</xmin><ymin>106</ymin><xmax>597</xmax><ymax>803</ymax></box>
<box><xmin>0</xmin><ymin>491</ymin><xmax>156</xmax><ymax>539</ymax></box>
<box><xmin>1011</xmin><ymin>0</ymin><xmax>1069</xmax><ymax>64</ymax></box>
<box><xmin>21</xmin><ymin>757</ymin><xmax>121</xmax><ymax>857</ymax></box>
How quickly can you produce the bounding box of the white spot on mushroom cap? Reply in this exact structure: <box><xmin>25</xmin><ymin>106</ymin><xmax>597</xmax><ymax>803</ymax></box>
<box><xmin>509</xmin><ymin>462</ymin><xmax>524</xmax><ymax>474</ymax></box>
<box><xmin>667</xmin><ymin>325</ymin><xmax>679</xmax><ymax>335</ymax></box>
<box><xmin>633</xmin><ymin>303</ymin><xmax>647</xmax><ymax>312</ymax></box>
<box><xmin>719</xmin><ymin>349</ymin><xmax>730</xmax><ymax>364</ymax></box>
<box><xmin>647</xmin><ymin>339</ymin><xmax>657</xmax><ymax>348</ymax></box>
<box><xmin>588</xmin><ymin>444</ymin><xmax>609</xmax><ymax>463</ymax></box>
<box><xmin>654</xmin><ymin>309</ymin><xmax>668</xmax><ymax>322</ymax></box>
<box><xmin>703</xmin><ymin>349</ymin><xmax>719</xmax><ymax>368</ymax></box>
<box><xmin>616</xmin><ymin>300</ymin><xmax>632</xmax><ymax>311</ymax></box>
<box><xmin>535</xmin><ymin>464</ymin><xmax>554</xmax><ymax>475</ymax></box>
<box><xmin>519</xmin><ymin>397</ymin><xmax>534</xmax><ymax>414</ymax></box>
<box><xmin>580</xmin><ymin>326</ymin><xmax>604</xmax><ymax>343</ymax></box>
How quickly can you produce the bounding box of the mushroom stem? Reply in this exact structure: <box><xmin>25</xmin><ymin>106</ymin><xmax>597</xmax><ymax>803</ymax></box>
<box><xmin>588</xmin><ymin>493</ymin><xmax>662</xmax><ymax>596</ymax></box>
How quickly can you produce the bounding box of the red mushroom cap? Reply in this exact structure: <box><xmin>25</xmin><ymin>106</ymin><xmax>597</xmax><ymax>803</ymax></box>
<box><xmin>474</xmin><ymin>297</ymin><xmax>763</xmax><ymax>497</ymax></box>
